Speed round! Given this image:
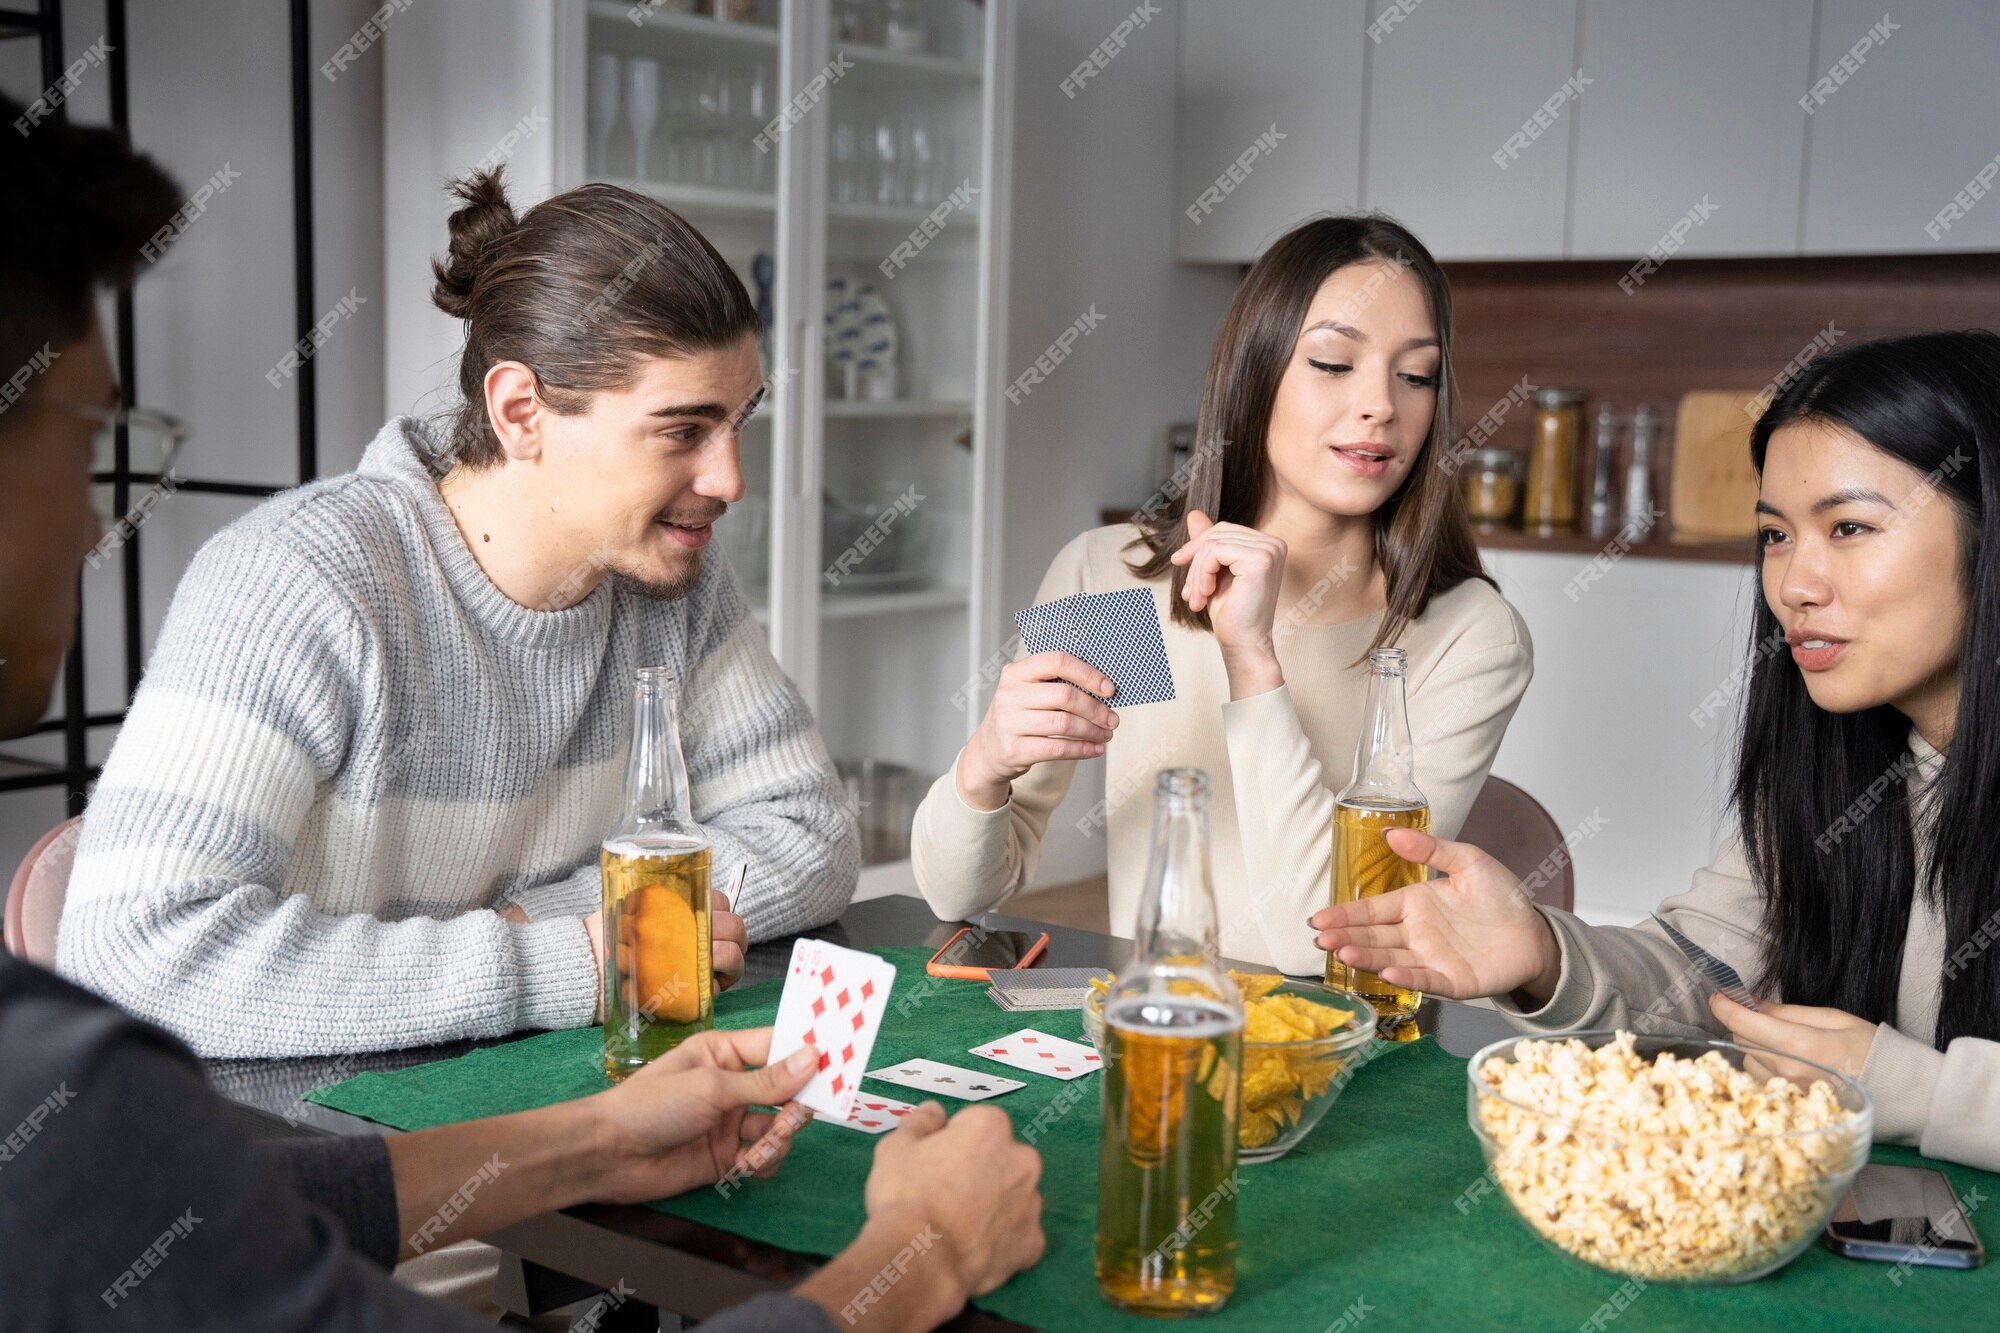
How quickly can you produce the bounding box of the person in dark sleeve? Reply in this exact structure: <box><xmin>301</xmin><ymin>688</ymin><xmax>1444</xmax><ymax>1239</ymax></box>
<box><xmin>0</xmin><ymin>94</ymin><xmax>1045</xmax><ymax>1333</ymax></box>
<box><xmin>0</xmin><ymin>957</ymin><xmax>1044</xmax><ymax>1332</ymax></box>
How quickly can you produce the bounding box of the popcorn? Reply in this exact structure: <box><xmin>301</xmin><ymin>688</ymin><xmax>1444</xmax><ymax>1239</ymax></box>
<box><xmin>1474</xmin><ymin>1031</ymin><xmax>1863</xmax><ymax>1282</ymax></box>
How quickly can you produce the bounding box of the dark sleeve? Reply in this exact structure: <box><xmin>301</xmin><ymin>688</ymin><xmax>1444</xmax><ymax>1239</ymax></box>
<box><xmin>0</xmin><ymin>957</ymin><xmax>486</xmax><ymax>1331</ymax></box>
<box><xmin>698</xmin><ymin>1292</ymin><xmax>843</xmax><ymax>1333</ymax></box>
<box><xmin>254</xmin><ymin>1134</ymin><xmax>401</xmax><ymax>1270</ymax></box>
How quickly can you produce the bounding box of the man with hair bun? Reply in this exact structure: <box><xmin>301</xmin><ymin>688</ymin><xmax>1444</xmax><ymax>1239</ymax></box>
<box><xmin>58</xmin><ymin>164</ymin><xmax>859</xmax><ymax>1061</ymax></box>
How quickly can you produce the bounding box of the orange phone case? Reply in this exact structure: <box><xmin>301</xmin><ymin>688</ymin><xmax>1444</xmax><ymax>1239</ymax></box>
<box><xmin>925</xmin><ymin>926</ymin><xmax>1050</xmax><ymax>980</ymax></box>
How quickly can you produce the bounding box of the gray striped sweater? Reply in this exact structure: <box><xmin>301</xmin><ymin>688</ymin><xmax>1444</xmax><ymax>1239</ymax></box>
<box><xmin>58</xmin><ymin>418</ymin><xmax>858</xmax><ymax>1058</ymax></box>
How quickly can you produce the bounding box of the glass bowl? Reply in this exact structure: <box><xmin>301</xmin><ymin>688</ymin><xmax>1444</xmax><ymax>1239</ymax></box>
<box><xmin>1084</xmin><ymin>978</ymin><xmax>1378</xmax><ymax>1163</ymax></box>
<box><xmin>1468</xmin><ymin>1030</ymin><xmax>1873</xmax><ymax>1285</ymax></box>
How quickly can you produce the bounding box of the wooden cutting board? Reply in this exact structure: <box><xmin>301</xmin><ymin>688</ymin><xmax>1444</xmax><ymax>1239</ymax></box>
<box><xmin>1669</xmin><ymin>391</ymin><xmax>1762</xmax><ymax>541</ymax></box>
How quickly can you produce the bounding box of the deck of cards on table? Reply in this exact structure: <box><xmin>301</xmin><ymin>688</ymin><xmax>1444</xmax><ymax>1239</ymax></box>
<box><xmin>767</xmin><ymin>939</ymin><xmax>896</xmax><ymax>1121</ymax></box>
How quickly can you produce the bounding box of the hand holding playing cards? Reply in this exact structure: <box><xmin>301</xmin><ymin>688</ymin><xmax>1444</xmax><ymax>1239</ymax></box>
<box><xmin>868</xmin><ymin>1103</ymin><xmax>1046</xmax><ymax>1298</ymax></box>
<box><xmin>588</xmin><ymin>1026</ymin><xmax>817</xmax><ymax>1204</ymax></box>
<box><xmin>957</xmin><ymin>650</ymin><xmax>1119</xmax><ymax>811</ymax></box>
<box><xmin>1309</xmin><ymin>827</ymin><xmax>1564</xmax><ymax>1006</ymax></box>
<box><xmin>1708</xmin><ymin>995</ymin><xmax>1878</xmax><ymax>1083</ymax></box>
<box><xmin>1169</xmin><ymin>510</ymin><xmax>1287</xmax><ymax>696</ymax></box>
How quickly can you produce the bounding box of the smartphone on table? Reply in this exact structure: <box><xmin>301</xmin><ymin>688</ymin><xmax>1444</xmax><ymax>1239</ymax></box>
<box><xmin>925</xmin><ymin>926</ymin><xmax>1050</xmax><ymax>980</ymax></box>
<box><xmin>1822</xmin><ymin>1163</ymin><xmax>1983</xmax><ymax>1270</ymax></box>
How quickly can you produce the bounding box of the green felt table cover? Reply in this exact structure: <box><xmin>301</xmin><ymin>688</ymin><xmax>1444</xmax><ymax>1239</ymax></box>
<box><xmin>308</xmin><ymin>946</ymin><xmax>1996</xmax><ymax>1330</ymax></box>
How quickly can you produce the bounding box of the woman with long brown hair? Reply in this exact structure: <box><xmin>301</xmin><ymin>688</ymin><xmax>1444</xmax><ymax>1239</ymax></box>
<box><xmin>912</xmin><ymin>214</ymin><xmax>1532</xmax><ymax>974</ymax></box>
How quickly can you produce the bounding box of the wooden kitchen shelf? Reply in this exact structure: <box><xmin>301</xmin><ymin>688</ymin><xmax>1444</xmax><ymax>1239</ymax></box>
<box><xmin>1473</xmin><ymin>525</ymin><xmax>1755</xmax><ymax>565</ymax></box>
<box><xmin>1096</xmin><ymin>510</ymin><xmax>1754</xmax><ymax>566</ymax></box>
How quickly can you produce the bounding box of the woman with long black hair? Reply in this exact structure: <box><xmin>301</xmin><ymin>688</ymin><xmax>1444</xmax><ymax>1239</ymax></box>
<box><xmin>1312</xmin><ymin>329</ymin><xmax>2000</xmax><ymax>1170</ymax></box>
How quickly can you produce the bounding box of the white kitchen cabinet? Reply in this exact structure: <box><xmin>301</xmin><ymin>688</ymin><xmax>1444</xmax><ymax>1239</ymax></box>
<box><xmin>1801</xmin><ymin>0</ymin><xmax>2000</xmax><ymax>254</ymax></box>
<box><xmin>1569</xmin><ymin>0</ymin><xmax>1815</xmax><ymax>259</ymax></box>
<box><xmin>1174</xmin><ymin>0</ymin><xmax>1365</xmax><ymax>263</ymax></box>
<box><xmin>1482</xmin><ymin>549</ymin><xmax>1758</xmax><ymax>927</ymax></box>
<box><xmin>1362</xmin><ymin>0</ymin><xmax>1579</xmax><ymax>260</ymax></box>
<box><xmin>386</xmin><ymin>0</ymin><xmax>1015</xmax><ymax>897</ymax></box>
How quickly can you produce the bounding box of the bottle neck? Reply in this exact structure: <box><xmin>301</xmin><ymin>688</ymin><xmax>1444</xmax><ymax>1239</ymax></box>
<box><xmin>1344</xmin><ymin>657</ymin><xmax>1423</xmax><ymax>804</ymax></box>
<box><xmin>1132</xmin><ymin>780</ymin><xmax>1220</xmax><ymax>963</ymax></box>
<box><xmin>621</xmin><ymin>670</ymin><xmax>694</xmax><ymax>832</ymax></box>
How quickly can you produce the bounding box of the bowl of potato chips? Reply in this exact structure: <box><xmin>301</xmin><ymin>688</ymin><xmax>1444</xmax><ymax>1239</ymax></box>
<box><xmin>1085</xmin><ymin>971</ymin><xmax>1378</xmax><ymax>1162</ymax></box>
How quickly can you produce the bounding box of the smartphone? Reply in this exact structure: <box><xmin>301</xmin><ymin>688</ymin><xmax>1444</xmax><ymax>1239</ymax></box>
<box><xmin>925</xmin><ymin>927</ymin><xmax>1050</xmax><ymax>980</ymax></box>
<box><xmin>1822</xmin><ymin>1163</ymin><xmax>1983</xmax><ymax>1270</ymax></box>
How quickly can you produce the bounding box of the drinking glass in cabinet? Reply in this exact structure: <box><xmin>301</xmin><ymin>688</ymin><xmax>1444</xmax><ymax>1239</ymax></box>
<box><xmin>872</xmin><ymin>115</ymin><xmax>901</xmax><ymax>207</ymax></box>
<box><xmin>589</xmin><ymin>54</ymin><xmax>620</xmax><ymax>179</ymax></box>
<box><xmin>831</xmin><ymin>110</ymin><xmax>864</xmax><ymax>204</ymax></box>
<box><xmin>834</xmin><ymin>0</ymin><xmax>883</xmax><ymax>45</ymax></box>
<box><xmin>885</xmin><ymin>0</ymin><xmax>930</xmax><ymax>53</ymax></box>
<box><xmin>626</xmin><ymin>57</ymin><xmax>661</xmax><ymax>182</ymax></box>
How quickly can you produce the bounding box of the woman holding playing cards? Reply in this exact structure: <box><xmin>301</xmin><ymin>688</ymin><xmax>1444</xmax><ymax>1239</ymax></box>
<box><xmin>912</xmin><ymin>214</ymin><xmax>1532</xmax><ymax>977</ymax></box>
<box><xmin>1313</xmin><ymin>331</ymin><xmax>2000</xmax><ymax>1171</ymax></box>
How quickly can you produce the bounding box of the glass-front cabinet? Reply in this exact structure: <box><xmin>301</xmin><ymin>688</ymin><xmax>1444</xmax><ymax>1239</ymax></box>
<box><xmin>388</xmin><ymin>0</ymin><xmax>1014</xmax><ymax>894</ymax></box>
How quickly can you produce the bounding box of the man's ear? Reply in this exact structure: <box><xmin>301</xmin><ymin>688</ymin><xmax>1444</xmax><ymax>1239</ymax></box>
<box><xmin>483</xmin><ymin>360</ymin><xmax>544</xmax><ymax>462</ymax></box>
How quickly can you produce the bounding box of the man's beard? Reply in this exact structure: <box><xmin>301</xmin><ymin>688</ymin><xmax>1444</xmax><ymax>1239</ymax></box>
<box><xmin>608</xmin><ymin>548</ymin><xmax>704</xmax><ymax>602</ymax></box>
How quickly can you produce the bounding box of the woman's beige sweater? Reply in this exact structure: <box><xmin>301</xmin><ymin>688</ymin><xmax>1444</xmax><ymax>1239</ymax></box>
<box><xmin>911</xmin><ymin>524</ymin><xmax>1533</xmax><ymax>975</ymax></box>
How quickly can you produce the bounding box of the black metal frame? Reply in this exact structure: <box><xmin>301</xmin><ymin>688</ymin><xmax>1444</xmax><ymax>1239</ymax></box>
<box><xmin>0</xmin><ymin>0</ymin><xmax>320</xmax><ymax>812</ymax></box>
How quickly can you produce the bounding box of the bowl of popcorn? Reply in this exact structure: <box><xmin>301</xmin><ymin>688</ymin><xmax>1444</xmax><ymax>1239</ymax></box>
<box><xmin>1469</xmin><ymin>1030</ymin><xmax>1872</xmax><ymax>1284</ymax></box>
<box><xmin>1085</xmin><ymin>971</ymin><xmax>1378</xmax><ymax>1162</ymax></box>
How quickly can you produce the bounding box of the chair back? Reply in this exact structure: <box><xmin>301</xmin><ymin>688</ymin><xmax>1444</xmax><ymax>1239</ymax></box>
<box><xmin>1456</xmin><ymin>777</ymin><xmax>1573</xmax><ymax>912</ymax></box>
<box><xmin>4</xmin><ymin>817</ymin><xmax>83</xmax><ymax>967</ymax></box>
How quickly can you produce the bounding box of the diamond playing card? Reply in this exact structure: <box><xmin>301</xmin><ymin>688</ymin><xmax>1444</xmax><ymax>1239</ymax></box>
<box><xmin>1014</xmin><ymin>586</ymin><xmax>1176</xmax><ymax>709</ymax></box>
<box><xmin>768</xmin><ymin>940</ymin><xmax>897</xmax><ymax>1120</ymax></box>
<box><xmin>867</xmin><ymin>1057</ymin><xmax>1025</xmax><ymax>1102</ymax></box>
<box><xmin>1650</xmin><ymin>914</ymin><xmax>1760</xmax><ymax>1011</ymax></box>
<box><xmin>823</xmin><ymin>1093</ymin><xmax>920</xmax><ymax>1135</ymax></box>
<box><xmin>969</xmin><ymin>1028</ymin><xmax>1103</xmax><ymax>1081</ymax></box>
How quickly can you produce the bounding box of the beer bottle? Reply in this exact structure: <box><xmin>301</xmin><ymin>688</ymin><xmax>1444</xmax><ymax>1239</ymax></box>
<box><xmin>601</xmin><ymin>665</ymin><xmax>714</xmax><ymax>1080</ymax></box>
<box><xmin>1095</xmin><ymin>769</ymin><xmax>1244</xmax><ymax>1315</ymax></box>
<box><xmin>1325</xmin><ymin>647</ymin><xmax>1430</xmax><ymax>1039</ymax></box>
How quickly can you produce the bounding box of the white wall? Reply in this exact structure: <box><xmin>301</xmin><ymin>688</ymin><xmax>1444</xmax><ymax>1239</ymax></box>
<box><xmin>0</xmin><ymin>0</ymin><xmax>387</xmax><ymax>876</ymax></box>
<box><xmin>997</xmin><ymin>0</ymin><xmax>1240</xmax><ymax>890</ymax></box>
<box><xmin>1483</xmin><ymin>549</ymin><xmax>1763</xmax><ymax>927</ymax></box>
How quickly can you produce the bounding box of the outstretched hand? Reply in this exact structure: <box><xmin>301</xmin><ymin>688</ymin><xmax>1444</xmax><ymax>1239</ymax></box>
<box><xmin>1308</xmin><ymin>827</ymin><xmax>1563</xmax><ymax>1003</ymax></box>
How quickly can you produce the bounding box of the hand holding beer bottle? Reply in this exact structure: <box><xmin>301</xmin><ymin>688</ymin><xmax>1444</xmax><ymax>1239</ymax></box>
<box><xmin>1326</xmin><ymin>648</ymin><xmax>1430</xmax><ymax>1039</ymax></box>
<box><xmin>1312</xmin><ymin>827</ymin><xmax>1563</xmax><ymax>1007</ymax></box>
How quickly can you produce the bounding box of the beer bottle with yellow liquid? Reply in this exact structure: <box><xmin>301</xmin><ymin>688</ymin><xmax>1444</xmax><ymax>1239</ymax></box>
<box><xmin>1096</xmin><ymin>769</ymin><xmax>1244</xmax><ymax>1317</ymax></box>
<box><xmin>1326</xmin><ymin>647</ymin><xmax>1429</xmax><ymax>1041</ymax></box>
<box><xmin>601</xmin><ymin>665</ymin><xmax>713</xmax><ymax>1080</ymax></box>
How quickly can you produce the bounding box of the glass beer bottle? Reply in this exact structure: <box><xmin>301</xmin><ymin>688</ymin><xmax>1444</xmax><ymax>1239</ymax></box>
<box><xmin>1325</xmin><ymin>647</ymin><xmax>1429</xmax><ymax>1040</ymax></box>
<box><xmin>602</xmin><ymin>665</ymin><xmax>714</xmax><ymax>1081</ymax></box>
<box><xmin>1096</xmin><ymin>769</ymin><xmax>1244</xmax><ymax>1317</ymax></box>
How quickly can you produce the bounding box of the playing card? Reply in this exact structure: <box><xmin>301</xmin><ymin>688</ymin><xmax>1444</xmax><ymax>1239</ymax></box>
<box><xmin>1650</xmin><ymin>914</ymin><xmax>1760</xmax><ymax>1011</ymax></box>
<box><xmin>969</xmin><ymin>1028</ymin><xmax>1103</xmax><ymax>1081</ymax></box>
<box><xmin>1015</xmin><ymin>586</ymin><xmax>1176</xmax><ymax>709</ymax></box>
<box><xmin>768</xmin><ymin>940</ymin><xmax>897</xmax><ymax>1120</ymax></box>
<box><xmin>823</xmin><ymin>1093</ymin><xmax>921</xmax><ymax>1135</ymax></box>
<box><xmin>867</xmin><ymin>1057</ymin><xmax>1025</xmax><ymax>1101</ymax></box>
<box><xmin>985</xmin><ymin>966</ymin><xmax>1113</xmax><ymax>1012</ymax></box>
